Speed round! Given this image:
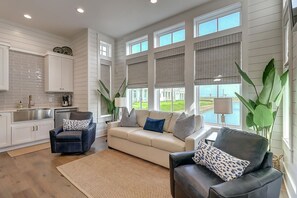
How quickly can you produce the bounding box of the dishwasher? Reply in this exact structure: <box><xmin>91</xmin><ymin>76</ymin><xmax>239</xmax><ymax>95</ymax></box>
<box><xmin>54</xmin><ymin>108</ymin><xmax>78</xmax><ymax>128</ymax></box>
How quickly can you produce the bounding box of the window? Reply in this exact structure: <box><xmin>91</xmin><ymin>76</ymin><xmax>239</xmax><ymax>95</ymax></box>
<box><xmin>157</xmin><ymin>88</ymin><xmax>185</xmax><ymax>112</ymax></box>
<box><xmin>126</xmin><ymin>36</ymin><xmax>148</xmax><ymax>55</ymax></box>
<box><xmin>195</xmin><ymin>3</ymin><xmax>241</xmax><ymax>37</ymax></box>
<box><xmin>129</xmin><ymin>88</ymin><xmax>148</xmax><ymax>110</ymax></box>
<box><xmin>197</xmin><ymin>84</ymin><xmax>240</xmax><ymax>126</ymax></box>
<box><xmin>99</xmin><ymin>41</ymin><xmax>111</xmax><ymax>57</ymax></box>
<box><xmin>155</xmin><ymin>23</ymin><xmax>185</xmax><ymax>47</ymax></box>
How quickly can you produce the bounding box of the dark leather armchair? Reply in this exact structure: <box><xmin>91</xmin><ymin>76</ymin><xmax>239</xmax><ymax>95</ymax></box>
<box><xmin>49</xmin><ymin>112</ymin><xmax>96</xmax><ymax>153</ymax></box>
<box><xmin>170</xmin><ymin>127</ymin><xmax>283</xmax><ymax>198</ymax></box>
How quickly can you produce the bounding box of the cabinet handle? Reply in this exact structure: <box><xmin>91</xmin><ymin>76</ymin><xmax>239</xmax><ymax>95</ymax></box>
<box><xmin>36</xmin><ymin>126</ymin><xmax>39</xmax><ymax>131</ymax></box>
<box><xmin>33</xmin><ymin>126</ymin><xmax>35</xmax><ymax>131</ymax></box>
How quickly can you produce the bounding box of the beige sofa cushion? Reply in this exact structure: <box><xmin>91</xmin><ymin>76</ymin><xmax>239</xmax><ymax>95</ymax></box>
<box><xmin>149</xmin><ymin>111</ymin><xmax>173</xmax><ymax>132</ymax></box>
<box><xmin>109</xmin><ymin>127</ymin><xmax>141</xmax><ymax>139</ymax></box>
<box><xmin>135</xmin><ymin>110</ymin><xmax>150</xmax><ymax>127</ymax></box>
<box><xmin>128</xmin><ymin>130</ymin><xmax>163</xmax><ymax>146</ymax></box>
<box><xmin>152</xmin><ymin>133</ymin><xmax>185</xmax><ymax>153</ymax></box>
<box><xmin>167</xmin><ymin>112</ymin><xmax>182</xmax><ymax>133</ymax></box>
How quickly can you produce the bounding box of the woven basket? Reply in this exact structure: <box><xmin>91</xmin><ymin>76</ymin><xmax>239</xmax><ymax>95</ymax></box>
<box><xmin>272</xmin><ymin>154</ymin><xmax>283</xmax><ymax>171</ymax></box>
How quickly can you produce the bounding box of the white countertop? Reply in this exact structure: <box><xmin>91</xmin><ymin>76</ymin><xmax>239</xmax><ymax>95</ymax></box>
<box><xmin>0</xmin><ymin>106</ymin><xmax>79</xmax><ymax>113</ymax></box>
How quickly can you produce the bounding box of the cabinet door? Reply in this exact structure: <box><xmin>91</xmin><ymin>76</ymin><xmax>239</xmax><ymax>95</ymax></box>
<box><xmin>61</xmin><ymin>58</ymin><xmax>73</xmax><ymax>92</ymax></box>
<box><xmin>35</xmin><ymin>120</ymin><xmax>54</xmax><ymax>140</ymax></box>
<box><xmin>0</xmin><ymin>45</ymin><xmax>9</xmax><ymax>91</ymax></box>
<box><xmin>11</xmin><ymin>124</ymin><xmax>35</xmax><ymax>145</ymax></box>
<box><xmin>48</xmin><ymin>55</ymin><xmax>62</xmax><ymax>91</ymax></box>
<box><xmin>0</xmin><ymin>113</ymin><xmax>11</xmax><ymax>148</ymax></box>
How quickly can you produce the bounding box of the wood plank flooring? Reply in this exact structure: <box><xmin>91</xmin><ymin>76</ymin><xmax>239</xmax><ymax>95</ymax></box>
<box><xmin>0</xmin><ymin>137</ymin><xmax>289</xmax><ymax>198</ymax></box>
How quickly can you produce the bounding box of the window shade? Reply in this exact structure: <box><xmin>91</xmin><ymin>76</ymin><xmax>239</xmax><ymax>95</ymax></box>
<box><xmin>100</xmin><ymin>59</ymin><xmax>111</xmax><ymax>115</ymax></box>
<box><xmin>194</xmin><ymin>32</ymin><xmax>242</xmax><ymax>85</ymax></box>
<box><xmin>127</xmin><ymin>55</ymin><xmax>148</xmax><ymax>88</ymax></box>
<box><xmin>155</xmin><ymin>46</ymin><xmax>185</xmax><ymax>88</ymax></box>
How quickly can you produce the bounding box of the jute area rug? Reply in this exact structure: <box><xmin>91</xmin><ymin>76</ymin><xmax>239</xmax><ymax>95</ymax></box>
<box><xmin>57</xmin><ymin>149</ymin><xmax>171</xmax><ymax>198</ymax></box>
<box><xmin>7</xmin><ymin>143</ymin><xmax>50</xmax><ymax>157</ymax></box>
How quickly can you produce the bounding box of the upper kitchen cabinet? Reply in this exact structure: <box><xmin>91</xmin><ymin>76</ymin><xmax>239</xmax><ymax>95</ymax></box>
<box><xmin>0</xmin><ymin>44</ymin><xmax>9</xmax><ymax>91</ymax></box>
<box><xmin>44</xmin><ymin>52</ymin><xmax>74</xmax><ymax>92</ymax></box>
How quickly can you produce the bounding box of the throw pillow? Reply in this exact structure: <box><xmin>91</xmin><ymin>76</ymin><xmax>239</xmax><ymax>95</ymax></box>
<box><xmin>192</xmin><ymin>141</ymin><xmax>250</xmax><ymax>182</ymax></box>
<box><xmin>119</xmin><ymin>108</ymin><xmax>139</xmax><ymax>127</ymax></box>
<box><xmin>143</xmin><ymin>117</ymin><xmax>165</xmax><ymax>133</ymax></box>
<box><xmin>173</xmin><ymin>113</ymin><xmax>195</xmax><ymax>141</ymax></box>
<box><xmin>63</xmin><ymin>119</ymin><xmax>90</xmax><ymax>131</ymax></box>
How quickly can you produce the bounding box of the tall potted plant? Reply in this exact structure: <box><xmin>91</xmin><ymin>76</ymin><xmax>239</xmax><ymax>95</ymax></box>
<box><xmin>97</xmin><ymin>79</ymin><xmax>127</xmax><ymax>121</ymax></box>
<box><xmin>235</xmin><ymin>59</ymin><xmax>288</xmax><ymax>150</ymax></box>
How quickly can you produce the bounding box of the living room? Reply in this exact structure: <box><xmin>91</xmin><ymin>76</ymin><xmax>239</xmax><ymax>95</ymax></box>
<box><xmin>0</xmin><ymin>0</ymin><xmax>295</xmax><ymax>197</ymax></box>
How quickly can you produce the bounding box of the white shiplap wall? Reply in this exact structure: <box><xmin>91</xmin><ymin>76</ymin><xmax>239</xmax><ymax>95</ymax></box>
<box><xmin>0</xmin><ymin>19</ymin><xmax>70</xmax><ymax>54</ymax></box>
<box><xmin>247</xmin><ymin>0</ymin><xmax>283</xmax><ymax>154</ymax></box>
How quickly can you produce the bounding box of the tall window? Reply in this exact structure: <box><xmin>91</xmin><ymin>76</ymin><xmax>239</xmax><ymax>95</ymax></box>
<box><xmin>155</xmin><ymin>23</ymin><xmax>185</xmax><ymax>48</ymax></box>
<box><xmin>99</xmin><ymin>41</ymin><xmax>111</xmax><ymax>57</ymax></box>
<box><xmin>126</xmin><ymin>36</ymin><xmax>148</xmax><ymax>55</ymax></box>
<box><xmin>197</xmin><ymin>84</ymin><xmax>240</xmax><ymax>126</ymax></box>
<box><xmin>194</xmin><ymin>3</ymin><xmax>241</xmax><ymax>37</ymax></box>
<box><xmin>157</xmin><ymin>88</ymin><xmax>185</xmax><ymax>112</ymax></box>
<box><xmin>129</xmin><ymin>88</ymin><xmax>148</xmax><ymax>110</ymax></box>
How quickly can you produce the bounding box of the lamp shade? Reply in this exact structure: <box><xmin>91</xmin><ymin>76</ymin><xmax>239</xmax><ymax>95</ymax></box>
<box><xmin>115</xmin><ymin>97</ymin><xmax>126</xmax><ymax>108</ymax></box>
<box><xmin>214</xmin><ymin>98</ymin><xmax>233</xmax><ymax>114</ymax></box>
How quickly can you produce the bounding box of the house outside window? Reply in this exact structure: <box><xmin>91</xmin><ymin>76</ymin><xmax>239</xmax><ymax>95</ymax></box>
<box><xmin>157</xmin><ymin>88</ymin><xmax>185</xmax><ymax>112</ymax></box>
<box><xmin>155</xmin><ymin>23</ymin><xmax>185</xmax><ymax>48</ymax></box>
<box><xmin>126</xmin><ymin>36</ymin><xmax>148</xmax><ymax>55</ymax></box>
<box><xmin>197</xmin><ymin>84</ymin><xmax>241</xmax><ymax>126</ymax></box>
<box><xmin>194</xmin><ymin>3</ymin><xmax>241</xmax><ymax>37</ymax></box>
<box><xmin>100</xmin><ymin>41</ymin><xmax>111</xmax><ymax>57</ymax></box>
<box><xmin>129</xmin><ymin>88</ymin><xmax>148</xmax><ymax>110</ymax></box>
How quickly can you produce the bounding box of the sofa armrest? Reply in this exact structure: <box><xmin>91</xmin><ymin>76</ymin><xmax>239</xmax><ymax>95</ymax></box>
<box><xmin>107</xmin><ymin>121</ymin><xmax>120</xmax><ymax>129</ymax></box>
<box><xmin>185</xmin><ymin>126</ymin><xmax>212</xmax><ymax>151</ymax></box>
<box><xmin>209</xmin><ymin>168</ymin><xmax>282</xmax><ymax>198</ymax></box>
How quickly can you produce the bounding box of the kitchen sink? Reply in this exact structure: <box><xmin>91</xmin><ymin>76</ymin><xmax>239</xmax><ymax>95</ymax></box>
<box><xmin>13</xmin><ymin>108</ymin><xmax>53</xmax><ymax>122</ymax></box>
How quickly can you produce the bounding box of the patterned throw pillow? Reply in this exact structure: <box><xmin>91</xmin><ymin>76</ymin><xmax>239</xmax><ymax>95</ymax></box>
<box><xmin>119</xmin><ymin>108</ymin><xmax>139</xmax><ymax>127</ymax></box>
<box><xmin>63</xmin><ymin>119</ymin><xmax>90</xmax><ymax>131</ymax></box>
<box><xmin>192</xmin><ymin>141</ymin><xmax>250</xmax><ymax>182</ymax></box>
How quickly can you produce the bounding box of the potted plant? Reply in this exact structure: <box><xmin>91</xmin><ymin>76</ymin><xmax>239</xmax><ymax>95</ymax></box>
<box><xmin>235</xmin><ymin>58</ymin><xmax>289</xmax><ymax>151</ymax></box>
<box><xmin>97</xmin><ymin>79</ymin><xmax>127</xmax><ymax>121</ymax></box>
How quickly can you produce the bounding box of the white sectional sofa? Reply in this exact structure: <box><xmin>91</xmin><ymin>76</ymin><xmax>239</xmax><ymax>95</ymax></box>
<box><xmin>107</xmin><ymin>110</ymin><xmax>212</xmax><ymax>168</ymax></box>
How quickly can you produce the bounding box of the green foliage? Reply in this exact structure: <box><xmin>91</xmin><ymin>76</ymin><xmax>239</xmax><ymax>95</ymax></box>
<box><xmin>97</xmin><ymin>79</ymin><xmax>127</xmax><ymax>120</ymax></box>
<box><xmin>235</xmin><ymin>59</ymin><xmax>289</xmax><ymax>150</ymax></box>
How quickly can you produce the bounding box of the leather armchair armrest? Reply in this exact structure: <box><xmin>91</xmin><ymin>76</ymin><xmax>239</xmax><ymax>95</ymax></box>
<box><xmin>169</xmin><ymin>151</ymin><xmax>196</xmax><ymax>197</ymax></box>
<box><xmin>185</xmin><ymin>126</ymin><xmax>212</xmax><ymax>151</ymax></box>
<box><xmin>209</xmin><ymin>168</ymin><xmax>283</xmax><ymax>198</ymax></box>
<box><xmin>49</xmin><ymin>126</ymin><xmax>63</xmax><ymax>136</ymax></box>
<box><xmin>107</xmin><ymin>121</ymin><xmax>120</xmax><ymax>129</ymax></box>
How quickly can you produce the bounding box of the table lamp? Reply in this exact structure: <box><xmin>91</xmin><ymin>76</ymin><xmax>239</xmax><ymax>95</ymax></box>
<box><xmin>115</xmin><ymin>97</ymin><xmax>126</xmax><ymax>120</ymax></box>
<box><xmin>214</xmin><ymin>98</ymin><xmax>233</xmax><ymax>126</ymax></box>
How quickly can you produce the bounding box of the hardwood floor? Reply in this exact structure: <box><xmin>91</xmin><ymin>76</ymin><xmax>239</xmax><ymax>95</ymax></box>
<box><xmin>0</xmin><ymin>137</ymin><xmax>289</xmax><ymax>198</ymax></box>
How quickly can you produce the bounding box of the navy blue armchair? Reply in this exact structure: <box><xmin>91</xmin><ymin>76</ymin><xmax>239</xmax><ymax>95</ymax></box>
<box><xmin>49</xmin><ymin>112</ymin><xmax>96</xmax><ymax>153</ymax></box>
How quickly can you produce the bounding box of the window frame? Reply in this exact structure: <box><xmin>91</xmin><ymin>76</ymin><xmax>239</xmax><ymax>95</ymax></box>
<box><xmin>154</xmin><ymin>22</ymin><xmax>185</xmax><ymax>48</ymax></box>
<box><xmin>156</xmin><ymin>87</ymin><xmax>185</xmax><ymax>112</ymax></box>
<box><xmin>99</xmin><ymin>41</ymin><xmax>112</xmax><ymax>57</ymax></box>
<box><xmin>128</xmin><ymin>88</ymin><xmax>148</xmax><ymax>110</ymax></box>
<box><xmin>126</xmin><ymin>36</ymin><xmax>148</xmax><ymax>55</ymax></box>
<box><xmin>194</xmin><ymin>3</ymin><xmax>242</xmax><ymax>38</ymax></box>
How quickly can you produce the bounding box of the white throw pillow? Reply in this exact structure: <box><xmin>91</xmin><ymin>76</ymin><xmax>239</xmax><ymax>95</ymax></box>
<box><xmin>192</xmin><ymin>141</ymin><xmax>250</xmax><ymax>182</ymax></box>
<box><xmin>63</xmin><ymin>119</ymin><xmax>90</xmax><ymax>131</ymax></box>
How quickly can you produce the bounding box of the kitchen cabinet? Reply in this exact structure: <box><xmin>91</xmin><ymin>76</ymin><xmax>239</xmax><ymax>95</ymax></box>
<box><xmin>0</xmin><ymin>44</ymin><xmax>9</xmax><ymax>91</ymax></box>
<box><xmin>45</xmin><ymin>52</ymin><xmax>73</xmax><ymax>92</ymax></box>
<box><xmin>0</xmin><ymin>113</ymin><xmax>11</xmax><ymax>148</ymax></box>
<box><xmin>11</xmin><ymin>119</ymin><xmax>54</xmax><ymax>145</ymax></box>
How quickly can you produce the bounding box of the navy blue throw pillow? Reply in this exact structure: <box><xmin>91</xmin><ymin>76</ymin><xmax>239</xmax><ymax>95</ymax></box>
<box><xmin>143</xmin><ymin>117</ymin><xmax>165</xmax><ymax>133</ymax></box>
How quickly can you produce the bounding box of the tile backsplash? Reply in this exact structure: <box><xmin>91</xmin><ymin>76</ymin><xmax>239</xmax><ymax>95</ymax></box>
<box><xmin>0</xmin><ymin>51</ymin><xmax>65</xmax><ymax>109</ymax></box>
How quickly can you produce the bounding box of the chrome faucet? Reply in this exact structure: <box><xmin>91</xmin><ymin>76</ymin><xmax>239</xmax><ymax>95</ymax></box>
<box><xmin>28</xmin><ymin>95</ymin><xmax>34</xmax><ymax>108</ymax></box>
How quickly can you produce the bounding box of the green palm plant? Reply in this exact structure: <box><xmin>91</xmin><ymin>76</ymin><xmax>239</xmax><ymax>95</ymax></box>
<box><xmin>97</xmin><ymin>79</ymin><xmax>127</xmax><ymax>121</ymax></box>
<box><xmin>235</xmin><ymin>59</ymin><xmax>289</xmax><ymax>150</ymax></box>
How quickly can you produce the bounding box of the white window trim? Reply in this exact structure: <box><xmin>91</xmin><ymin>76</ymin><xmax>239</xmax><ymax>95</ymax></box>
<box><xmin>126</xmin><ymin>35</ymin><xmax>148</xmax><ymax>55</ymax></box>
<box><xmin>194</xmin><ymin>2</ymin><xmax>242</xmax><ymax>38</ymax></box>
<box><xmin>99</xmin><ymin>41</ymin><xmax>112</xmax><ymax>58</ymax></box>
<box><xmin>128</xmin><ymin>88</ymin><xmax>148</xmax><ymax>110</ymax></box>
<box><xmin>154</xmin><ymin>22</ymin><xmax>185</xmax><ymax>48</ymax></box>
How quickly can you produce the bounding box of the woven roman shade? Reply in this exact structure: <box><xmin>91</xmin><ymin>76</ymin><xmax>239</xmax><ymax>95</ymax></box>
<box><xmin>194</xmin><ymin>32</ymin><xmax>242</xmax><ymax>85</ymax></box>
<box><xmin>155</xmin><ymin>46</ymin><xmax>185</xmax><ymax>88</ymax></box>
<box><xmin>127</xmin><ymin>55</ymin><xmax>148</xmax><ymax>88</ymax></box>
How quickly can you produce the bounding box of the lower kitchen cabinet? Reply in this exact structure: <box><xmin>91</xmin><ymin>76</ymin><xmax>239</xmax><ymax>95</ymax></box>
<box><xmin>11</xmin><ymin>119</ymin><xmax>54</xmax><ymax>145</ymax></box>
<box><xmin>0</xmin><ymin>113</ymin><xmax>11</xmax><ymax>148</ymax></box>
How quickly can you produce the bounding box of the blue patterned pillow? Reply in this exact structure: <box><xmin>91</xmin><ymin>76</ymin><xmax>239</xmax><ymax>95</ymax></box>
<box><xmin>192</xmin><ymin>141</ymin><xmax>250</xmax><ymax>182</ymax></box>
<box><xmin>143</xmin><ymin>117</ymin><xmax>165</xmax><ymax>133</ymax></box>
<box><xmin>63</xmin><ymin>119</ymin><xmax>90</xmax><ymax>131</ymax></box>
